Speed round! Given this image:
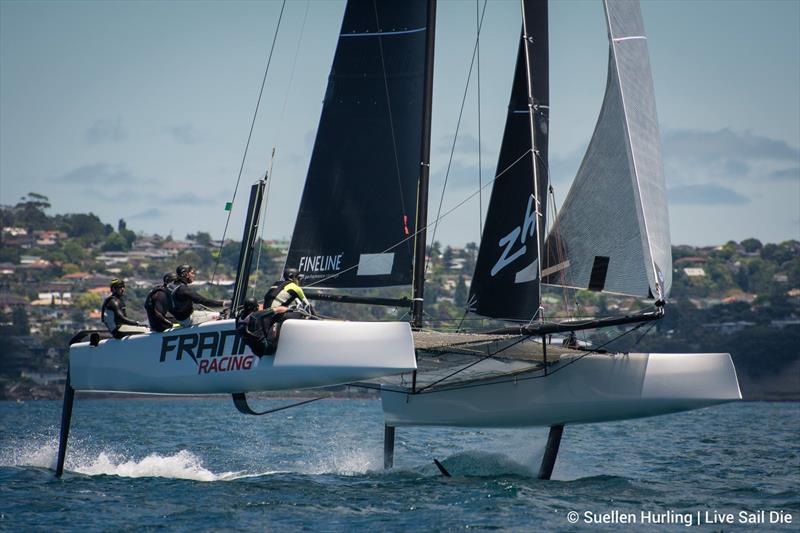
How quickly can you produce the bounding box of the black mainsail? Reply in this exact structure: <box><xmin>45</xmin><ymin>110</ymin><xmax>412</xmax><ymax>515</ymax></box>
<box><xmin>285</xmin><ymin>0</ymin><xmax>429</xmax><ymax>289</ymax></box>
<box><xmin>468</xmin><ymin>0</ymin><xmax>549</xmax><ymax>322</ymax></box>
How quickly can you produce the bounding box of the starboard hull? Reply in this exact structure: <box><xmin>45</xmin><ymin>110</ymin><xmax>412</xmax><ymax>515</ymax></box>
<box><xmin>381</xmin><ymin>352</ymin><xmax>741</xmax><ymax>427</ymax></box>
<box><xmin>69</xmin><ymin>319</ymin><xmax>416</xmax><ymax>394</ymax></box>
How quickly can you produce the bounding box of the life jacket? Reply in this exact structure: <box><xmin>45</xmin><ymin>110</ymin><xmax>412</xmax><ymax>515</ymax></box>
<box><xmin>265</xmin><ymin>281</ymin><xmax>306</xmax><ymax>310</ymax></box>
<box><xmin>101</xmin><ymin>295</ymin><xmax>122</xmax><ymax>332</ymax></box>
<box><xmin>144</xmin><ymin>285</ymin><xmax>165</xmax><ymax>311</ymax></box>
<box><xmin>263</xmin><ymin>280</ymin><xmax>291</xmax><ymax>308</ymax></box>
<box><xmin>166</xmin><ymin>281</ymin><xmax>192</xmax><ymax>320</ymax></box>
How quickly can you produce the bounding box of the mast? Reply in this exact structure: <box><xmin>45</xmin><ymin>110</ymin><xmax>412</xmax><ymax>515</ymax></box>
<box><xmin>467</xmin><ymin>0</ymin><xmax>548</xmax><ymax>322</ymax></box>
<box><xmin>231</xmin><ymin>178</ymin><xmax>267</xmax><ymax>313</ymax></box>
<box><xmin>411</xmin><ymin>0</ymin><xmax>437</xmax><ymax>330</ymax></box>
<box><xmin>520</xmin><ymin>0</ymin><xmax>544</xmax><ymax>322</ymax></box>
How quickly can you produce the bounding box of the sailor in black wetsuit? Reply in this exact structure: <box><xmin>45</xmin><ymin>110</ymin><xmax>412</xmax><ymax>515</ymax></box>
<box><xmin>144</xmin><ymin>273</ymin><xmax>177</xmax><ymax>332</ymax></box>
<box><xmin>102</xmin><ymin>279</ymin><xmax>149</xmax><ymax>339</ymax></box>
<box><xmin>235</xmin><ymin>299</ymin><xmax>289</xmax><ymax>356</ymax></box>
<box><xmin>167</xmin><ymin>264</ymin><xmax>229</xmax><ymax>327</ymax></box>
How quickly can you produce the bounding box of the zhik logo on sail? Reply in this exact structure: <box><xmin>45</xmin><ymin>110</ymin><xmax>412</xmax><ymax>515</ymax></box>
<box><xmin>491</xmin><ymin>194</ymin><xmax>538</xmax><ymax>283</ymax></box>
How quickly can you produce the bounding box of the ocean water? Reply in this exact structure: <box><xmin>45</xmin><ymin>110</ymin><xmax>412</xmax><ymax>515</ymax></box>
<box><xmin>0</xmin><ymin>399</ymin><xmax>797</xmax><ymax>532</ymax></box>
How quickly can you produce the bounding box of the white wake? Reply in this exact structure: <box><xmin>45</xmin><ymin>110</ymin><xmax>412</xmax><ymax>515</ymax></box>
<box><xmin>0</xmin><ymin>436</ymin><xmax>246</xmax><ymax>481</ymax></box>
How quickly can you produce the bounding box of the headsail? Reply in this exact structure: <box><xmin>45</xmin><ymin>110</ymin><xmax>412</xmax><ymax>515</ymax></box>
<box><xmin>543</xmin><ymin>0</ymin><xmax>671</xmax><ymax>300</ymax></box>
<box><xmin>468</xmin><ymin>0</ymin><xmax>549</xmax><ymax>321</ymax></box>
<box><xmin>285</xmin><ymin>0</ymin><xmax>428</xmax><ymax>288</ymax></box>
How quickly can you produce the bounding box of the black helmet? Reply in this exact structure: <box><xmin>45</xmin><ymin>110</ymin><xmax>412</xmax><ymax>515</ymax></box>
<box><xmin>110</xmin><ymin>278</ymin><xmax>125</xmax><ymax>290</ymax></box>
<box><xmin>283</xmin><ymin>268</ymin><xmax>301</xmax><ymax>282</ymax></box>
<box><xmin>163</xmin><ymin>272</ymin><xmax>178</xmax><ymax>285</ymax></box>
<box><xmin>176</xmin><ymin>264</ymin><xmax>194</xmax><ymax>278</ymax></box>
<box><xmin>242</xmin><ymin>298</ymin><xmax>259</xmax><ymax>314</ymax></box>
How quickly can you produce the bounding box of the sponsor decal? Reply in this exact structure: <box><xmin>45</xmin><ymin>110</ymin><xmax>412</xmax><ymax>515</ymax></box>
<box><xmin>159</xmin><ymin>330</ymin><xmax>255</xmax><ymax>375</ymax></box>
<box><xmin>491</xmin><ymin>194</ymin><xmax>537</xmax><ymax>278</ymax></box>
<box><xmin>299</xmin><ymin>253</ymin><xmax>343</xmax><ymax>273</ymax></box>
<box><xmin>197</xmin><ymin>355</ymin><xmax>254</xmax><ymax>374</ymax></box>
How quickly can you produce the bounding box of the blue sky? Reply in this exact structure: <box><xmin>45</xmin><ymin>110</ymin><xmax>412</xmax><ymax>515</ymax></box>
<box><xmin>1</xmin><ymin>0</ymin><xmax>798</xmax><ymax>247</ymax></box>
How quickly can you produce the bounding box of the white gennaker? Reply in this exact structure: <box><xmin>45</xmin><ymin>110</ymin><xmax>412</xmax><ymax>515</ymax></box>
<box><xmin>69</xmin><ymin>319</ymin><xmax>416</xmax><ymax>394</ymax></box>
<box><xmin>381</xmin><ymin>352</ymin><xmax>742</xmax><ymax>428</ymax></box>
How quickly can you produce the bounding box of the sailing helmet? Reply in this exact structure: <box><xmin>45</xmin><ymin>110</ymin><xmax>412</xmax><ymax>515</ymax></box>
<box><xmin>110</xmin><ymin>278</ymin><xmax>125</xmax><ymax>290</ymax></box>
<box><xmin>163</xmin><ymin>272</ymin><xmax>178</xmax><ymax>285</ymax></box>
<box><xmin>176</xmin><ymin>264</ymin><xmax>194</xmax><ymax>278</ymax></box>
<box><xmin>242</xmin><ymin>298</ymin><xmax>259</xmax><ymax>314</ymax></box>
<box><xmin>283</xmin><ymin>268</ymin><xmax>301</xmax><ymax>282</ymax></box>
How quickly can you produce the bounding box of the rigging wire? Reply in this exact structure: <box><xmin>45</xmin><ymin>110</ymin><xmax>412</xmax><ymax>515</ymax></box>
<box><xmin>415</xmin><ymin>332</ymin><xmax>537</xmax><ymax>393</ymax></box>
<box><xmin>303</xmin><ymin>148</ymin><xmax>533</xmax><ymax>290</ymax></box>
<box><xmin>250</xmin><ymin>149</ymin><xmax>276</xmax><ymax>300</ymax></box>
<box><xmin>379</xmin><ymin>318</ymin><xmax>655</xmax><ymax>396</ymax></box>
<box><xmin>427</xmin><ymin>0</ymin><xmax>488</xmax><ymax>275</ymax></box>
<box><xmin>476</xmin><ymin>0</ymin><xmax>484</xmax><ymax>238</ymax></box>
<box><xmin>211</xmin><ymin>0</ymin><xmax>287</xmax><ymax>284</ymax></box>
<box><xmin>372</xmin><ymin>0</ymin><xmax>409</xmax><ymax>239</ymax></box>
<box><xmin>632</xmin><ymin>319</ymin><xmax>658</xmax><ymax>346</ymax></box>
<box><xmin>251</xmin><ymin>0</ymin><xmax>311</xmax><ymax>298</ymax></box>
<box><xmin>346</xmin><ymin>318</ymin><xmax>656</xmax><ymax>397</ymax></box>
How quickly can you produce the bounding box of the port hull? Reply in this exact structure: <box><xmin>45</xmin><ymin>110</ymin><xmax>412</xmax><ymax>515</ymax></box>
<box><xmin>69</xmin><ymin>319</ymin><xmax>417</xmax><ymax>394</ymax></box>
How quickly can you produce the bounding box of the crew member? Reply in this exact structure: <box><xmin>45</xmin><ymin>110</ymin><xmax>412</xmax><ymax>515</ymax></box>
<box><xmin>167</xmin><ymin>264</ymin><xmax>229</xmax><ymax>327</ymax></box>
<box><xmin>262</xmin><ymin>268</ymin><xmax>314</xmax><ymax>349</ymax></box>
<box><xmin>235</xmin><ymin>299</ymin><xmax>288</xmax><ymax>356</ymax></box>
<box><xmin>101</xmin><ymin>278</ymin><xmax>149</xmax><ymax>339</ymax></box>
<box><xmin>144</xmin><ymin>273</ymin><xmax>177</xmax><ymax>332</ymax></box>
<box><xmin>263</xmin><ymin>268</ymin><xmax>312</xmax><ymax>313</ymax></box>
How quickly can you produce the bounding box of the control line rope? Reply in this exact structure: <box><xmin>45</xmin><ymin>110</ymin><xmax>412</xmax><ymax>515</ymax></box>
<box><xmin>212</xmin><ymin>0</ymin><xmax>287</xmax><ymax>283</ymax></box>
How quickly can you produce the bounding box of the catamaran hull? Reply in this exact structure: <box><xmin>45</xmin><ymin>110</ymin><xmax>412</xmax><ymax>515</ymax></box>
<box><xmin>381</xmin><ymin>353</ymin><xmax>741</xmax><ymax>427</ymax></box>
<box><xmin>69</xmin><ymin>319</ymin><xmax>416</xmax><ymax>394</ymax></box>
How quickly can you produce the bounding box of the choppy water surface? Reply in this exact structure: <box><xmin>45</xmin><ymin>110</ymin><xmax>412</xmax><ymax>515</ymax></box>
<box><xmin>1</xmin><ymin>399</ymin><xmax>797</xmax><ymax>531</ymax></box>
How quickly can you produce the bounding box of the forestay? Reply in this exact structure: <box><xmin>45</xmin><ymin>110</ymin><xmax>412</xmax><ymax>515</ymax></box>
<box><xmin>468</xmin><ymin>0</ymin><xmax>549</xmax><ymax>322</ymax></box>
<box><xmin>543</xmin><ymin>0</ymin><xmax>671</xmax><ymax>300</ymax></box>
<box><xmin>285</xmin><ymin>0</ymin><xmax>428</xmax><ymax>288</ymax></box>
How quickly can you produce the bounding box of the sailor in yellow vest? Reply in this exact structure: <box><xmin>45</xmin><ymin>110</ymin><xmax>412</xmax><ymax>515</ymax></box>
<box><xmin>263</xmin><ymin>268</ymin><xmax>312</xmax><ymax>313</ymax></box>
<box><xmin>261</xmin><ymin>269</ymin><xmax>314</xmax><ymax>350</ymax></box>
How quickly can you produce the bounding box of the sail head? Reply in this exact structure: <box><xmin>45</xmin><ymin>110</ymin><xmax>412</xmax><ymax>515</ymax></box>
<box><xmin>285</xmin><ymin>0</ymin><xmax>428</xmax><ymax>288</ymax></box>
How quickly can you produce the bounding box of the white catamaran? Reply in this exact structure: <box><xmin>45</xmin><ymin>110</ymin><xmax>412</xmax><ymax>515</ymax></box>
<box><xmin>56</xmin><ymin>0</ymin><xmax>741</xmax><ymax>479</ymax></box>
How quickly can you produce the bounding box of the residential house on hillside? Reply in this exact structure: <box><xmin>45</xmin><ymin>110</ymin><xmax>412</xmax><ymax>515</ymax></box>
<box><xmin>95</xmin><ymin>251</ymin><xmax>131</xmax><ymax>265</ymax></box>
<box><xmin>62</xmin><ymin>272</ymin><xmax>91</xmax><ymax>281</ymax></box>
<box><xmin>674</xmin><ymin>256</ymin><xmax>707</xmax><ymax>265</ymax></box>
<box><xmin>683</xmin><ymin>267</ymin><xmax>706</xmax><ymax>278</ymax></box>
<box><xmin>33</xmin><ymin>230</ymin><xmax>68</xmax><ymax>246</ymax></box>
<box><xmin>0</xmin><ymin>293</ymin><xmax>28</xmax><ymax>310</ymax></box>
<box><xmin>162</xmin><ymin>240</ymin><xmax>192</xmax><ymax>253</ymax></box>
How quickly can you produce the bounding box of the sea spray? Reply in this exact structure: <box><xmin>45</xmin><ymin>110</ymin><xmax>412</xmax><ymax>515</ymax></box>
<box><xmin>0</xmin><ymin>433</ymin><xmax>243</xmax><ymax>481</ymax></box>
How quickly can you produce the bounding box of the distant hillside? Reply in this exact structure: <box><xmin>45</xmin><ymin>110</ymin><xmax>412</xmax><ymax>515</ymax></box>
<box><xmin>1</xmin><ymin>193</ymin><xmax>798</xmax><ymax>400</ymax></box>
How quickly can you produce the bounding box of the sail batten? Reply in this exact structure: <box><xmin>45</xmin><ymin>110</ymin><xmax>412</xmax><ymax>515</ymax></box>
<box><xmin>543</xmin><ymin>0</ymin><xmax>671</xmax><ymax>300</ymax></box>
